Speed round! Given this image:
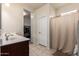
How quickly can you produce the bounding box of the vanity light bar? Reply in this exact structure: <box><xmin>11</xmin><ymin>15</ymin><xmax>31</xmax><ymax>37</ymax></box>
<box><xmin>60</xmin><ymin>10</ymin><xmax>78</xmax><ymax>16</ymax></box>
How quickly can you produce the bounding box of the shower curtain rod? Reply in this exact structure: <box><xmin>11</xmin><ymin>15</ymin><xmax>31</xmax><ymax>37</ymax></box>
<box><xmin>51</xmin><ymin>10</ymin><xmax>79</xmax><ymax>19</ymax></box>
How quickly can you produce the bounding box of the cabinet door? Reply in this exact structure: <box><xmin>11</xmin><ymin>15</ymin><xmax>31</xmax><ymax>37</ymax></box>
<box><xmin>1</xmin><ymin>45</ymin><xmax>10</xmax><ymax>56</ymax></box>
<box><xmin>1</xmin><ymin>41</ymin><xmax>29</xmax><ymax>56</ymax></box>
<box><xmin>10</xmin><ymin>41</ymin><xmax>29</xmax><ymax>56</ymax></box>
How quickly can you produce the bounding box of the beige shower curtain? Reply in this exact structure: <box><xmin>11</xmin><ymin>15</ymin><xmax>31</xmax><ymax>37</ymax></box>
<box><xmin>50</xmin><ymin>13</ymin><xmax>79</xmax><ymax>54</ymax></box>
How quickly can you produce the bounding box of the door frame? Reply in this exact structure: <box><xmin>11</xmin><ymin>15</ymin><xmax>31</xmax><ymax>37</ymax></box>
<box><xmin>23</xmin><ymin>9</ymin><xmax>31</xmax><ymax>39</ymax></box>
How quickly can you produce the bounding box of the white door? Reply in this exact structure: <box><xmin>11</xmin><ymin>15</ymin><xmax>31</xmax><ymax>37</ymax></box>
<box><xmin>38</xmin><ymin>16</ymin><xmax>48</xmax><ymax>46</ymax></box>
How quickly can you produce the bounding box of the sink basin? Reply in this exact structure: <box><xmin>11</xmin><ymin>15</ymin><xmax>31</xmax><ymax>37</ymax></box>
<box><xmin>0</xmin><ymin>32</ymin><xmax>29</xmax><ymax>46</ymax></box>
<box><xmin>8</xmin><ymin>36</ymin><xmax>17</xmax><ymax>40</ymax></box>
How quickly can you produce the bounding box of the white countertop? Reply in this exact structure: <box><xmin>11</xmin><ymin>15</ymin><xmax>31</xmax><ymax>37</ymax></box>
<box><xmin>0</xmin><ymin>33</ymin><xmax>30</xmax><ymax>46</ymax></box>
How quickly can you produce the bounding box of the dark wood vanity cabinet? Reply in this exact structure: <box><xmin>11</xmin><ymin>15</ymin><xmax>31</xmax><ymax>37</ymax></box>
<box><xmin>1</xmin><ymin>40</ymin><xmax>29</xmax><ymax>56</ymax></box>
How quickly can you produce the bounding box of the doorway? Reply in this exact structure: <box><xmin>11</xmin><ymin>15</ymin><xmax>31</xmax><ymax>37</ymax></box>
<box><xmin>23</xmin><ymin>9</ymin><xmax>31</xmax><ymax>39</ymax></box>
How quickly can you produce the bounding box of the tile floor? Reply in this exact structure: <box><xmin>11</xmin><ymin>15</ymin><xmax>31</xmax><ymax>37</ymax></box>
<box><xmin>29</xmin><ymin>43</ymin><xmax>56</xmax><ymax>56</ymax></box>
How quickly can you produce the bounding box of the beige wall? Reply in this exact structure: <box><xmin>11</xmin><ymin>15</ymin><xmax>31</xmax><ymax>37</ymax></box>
<box><xmin>49</xmin><ymin>4</ymin><xmax>56</xmax><ymax>17</ymax></box>
<box><xmin>2</xmin><ymin>4</ymin><xmax>32</xmax><ymax>35</ymax></box>
<box><xmin>35</xmin><ymin>4</ymin><xmax>50</xmax><ymax>41</ymax></box>
<box><xmin>31</xmin><ymin>4</ymin><xmax>56</xmax><ymax>48</ymax></box>
<box><xmin>57</xmin><ymin>4</ymin><xmax>79</xmax><ymax>15</ymax></box>
<box><xmin>31</xmin><ymin>12</ymin><xmax>37</xmax><ymax>43</ymax></box>
<box><xmin>1</xmin><ymin>3</ymin><xmax>56</xmax><ymax>49</ymax></box>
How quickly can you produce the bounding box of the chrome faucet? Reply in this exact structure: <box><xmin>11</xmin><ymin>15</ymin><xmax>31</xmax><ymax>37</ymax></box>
<box><xmin>5</xmin><ymin>33</ymin><xmax>13</xmax><ymax>40</ymax></box>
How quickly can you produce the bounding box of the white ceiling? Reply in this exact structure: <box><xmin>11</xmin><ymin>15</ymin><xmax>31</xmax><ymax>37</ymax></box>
<box><xmin>20</xmin><ymin>3</ymin><xmax>46</xmax><ymax>10</ymax></box>
<box><xmin>19</xmin><ymin>3</ymin><xmax>69</xmax><ymax>10</ymax></box>
<box><xmin>51</xmin><ymin>3</ymin><xmax>70</xmax><ymax>9</ymax></box>
<box><xmin>11</xmin><ymin>3</ymin><xmax>69</xmax><ymax>10</ymax></box>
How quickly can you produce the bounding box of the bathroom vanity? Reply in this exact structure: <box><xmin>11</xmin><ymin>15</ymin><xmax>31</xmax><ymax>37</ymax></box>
<box><xmin>0</xmin><ymin>33</ymin><xmax>29</xmax><ymax>56</ymax></box>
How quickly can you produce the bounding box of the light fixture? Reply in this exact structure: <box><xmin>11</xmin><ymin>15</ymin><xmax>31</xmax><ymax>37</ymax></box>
<box><xmin>4</xmin><ymin>3</ymin><xmax>10</xmax><ymax>7</ymax></box>
<box><xmin>60</xmin><ymin>10</ymin><xmax>78</xmax><ymax>16</ymax></box>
